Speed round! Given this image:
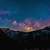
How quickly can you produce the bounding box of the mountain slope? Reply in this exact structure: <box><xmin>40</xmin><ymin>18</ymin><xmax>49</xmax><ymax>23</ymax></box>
<box><xmin>0</xmin><ymin>26</ymin><xmax>50</xmax><ymax>40</ymax></box>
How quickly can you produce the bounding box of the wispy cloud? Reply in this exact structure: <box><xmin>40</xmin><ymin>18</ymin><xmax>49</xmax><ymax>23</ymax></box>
<box><xmin>0</xmin><ymin>17</ymin><xmax>11</xmax><ymax>28</ymax></box>
<box><xmin>0</xmin><ymin>17</ymin><xmax>50</xmax><ymax>32</ymax></box>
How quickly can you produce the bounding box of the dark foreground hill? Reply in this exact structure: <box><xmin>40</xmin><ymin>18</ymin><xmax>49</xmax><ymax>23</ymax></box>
<box><xmin>0</xmin><ymin>26</ymin><xmax>50</xmax><ymax>40</ymax></box>
<box><xmin>0</xmin><ymin>27</ymin><xmax>50</xmax><ymax>47</ymax></box>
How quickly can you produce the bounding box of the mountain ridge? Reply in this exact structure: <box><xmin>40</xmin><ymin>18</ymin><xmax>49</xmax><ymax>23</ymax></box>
<box><xmin>0</xmin><ymin>26</ymin><xmax>50</xmax><ymax>40</ymax></box>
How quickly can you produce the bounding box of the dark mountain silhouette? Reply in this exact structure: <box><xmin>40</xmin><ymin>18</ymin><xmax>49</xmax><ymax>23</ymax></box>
<box><xmin>0</xmin><ymin>27</ymin><xmax>50</xmax><ymax>47</ymax></box>
<box><xmin>0</xmin><ymin>26</ymin><xmax>50</xmax><ymax>40</ymax></box>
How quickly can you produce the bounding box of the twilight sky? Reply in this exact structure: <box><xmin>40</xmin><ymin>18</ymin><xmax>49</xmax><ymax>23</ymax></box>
<box><xmin>0</xmin><ymin>0</ymin><xmax>49</xmax><ymax>28</ymax></box>
<box><xmin>16</xmin><ymin>0</ymin><xmax>48</xmax><ymax>21</ymax></box>
<box><xmin>0</xmin><ymin>0</ymin><xmax>49</xmax><ymax>21</ymax></box>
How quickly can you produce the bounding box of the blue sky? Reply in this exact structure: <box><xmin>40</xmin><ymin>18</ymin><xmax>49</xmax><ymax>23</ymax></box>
<box><xmin>16</xmin><ymin>0</ymin><xmax>48</xmax><ymax>21</ymax></box>
<box><xmin>0</xmin><ymin>0</ymin><xmax>48</xmax><ymax>21</ymax></box>
<box><xmin>0</xmin><ymin>0</ymin><xmax>49</xmax><ymax>27</ymax></box>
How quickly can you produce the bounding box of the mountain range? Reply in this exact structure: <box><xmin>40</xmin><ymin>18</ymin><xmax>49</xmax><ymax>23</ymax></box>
<box><xmin>0</xmin><ymin>26</ymin><xmax>50</xmax><ymax>40</ymax></box>
<box><xmin>0</xmin><ymin>26</ymin><xmax>50</xmax><ymax>47</ymax></box>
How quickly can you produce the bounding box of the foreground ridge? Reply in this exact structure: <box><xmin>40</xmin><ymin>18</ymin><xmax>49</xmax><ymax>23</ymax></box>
<box><xmin>0</xmin><ymin>26</ymin><xmax>50</xmax><ymax>40</ymax></box>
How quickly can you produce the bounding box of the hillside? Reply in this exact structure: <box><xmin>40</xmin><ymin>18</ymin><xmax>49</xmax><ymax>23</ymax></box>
<box><xmin>0</xmin><ymin>26</ymin><xmax>50</xmax><ymax>47</ymax></box>
<box><xmin>0</xmin><ymin>26</ymin><xmax>50</xmax><ymax>40</ymax></box>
